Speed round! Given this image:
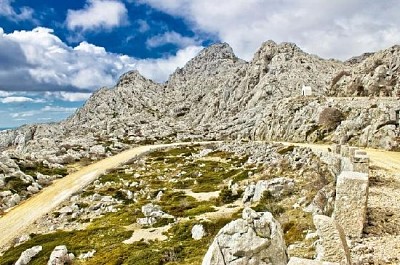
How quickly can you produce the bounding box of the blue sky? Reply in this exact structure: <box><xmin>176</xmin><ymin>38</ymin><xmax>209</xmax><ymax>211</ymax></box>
<box><xmin>1</xmin><ymin>0</ymin><xmax>400</xmax><ymax>128</ymax></box>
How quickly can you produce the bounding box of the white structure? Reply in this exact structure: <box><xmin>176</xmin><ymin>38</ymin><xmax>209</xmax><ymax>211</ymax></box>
<box><xmin>302</xmin><ymin>85</ymin><xmax>312</xmax><ymax>96</ymax></box>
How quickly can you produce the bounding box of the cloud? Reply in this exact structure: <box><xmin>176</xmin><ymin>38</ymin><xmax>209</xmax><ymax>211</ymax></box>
<box><xmin>0</xmin><ymin>96</ymin><xmax>44</xmax><ymax>103</ymax></box>
<box><xmin>41</xmin><ymin>106</ymin><xmax>77</xmax><ymax>112</ymax></box>
<box><xmin>137</xmin><ymin>19</ymin><xmax>150</xmax><ymax>33</ymax></box>
<box><xmin>10</xmin><ymin>106</ymin><xmax>76</xmax><ymax>119</ymax></box>
<box><xmin>135</xmin><ymin>45</ymin><xmax>203</xmax><ymax>81</ymax></box>
<box><xmin>66</xmin><ymin>0</ymin><xmax>128</xmax><ymax>31</ymax></box>
<box><xmin>11</xmin><ymin>111</ymin><xmax>36</xmax><ymax>118</ymax></box>
<box><xmin>0</xmin><ymin>27</ymin><xmax>203</xmax><ymax>92</ymax></box>
<box><xmin>146</xmin><ymin>31</ymin><xmax>200</xmax><ymax>48</ymax></box>
<box><xmin>0</xmin><ymin>0</ymin><xmax>34</xmax><ymax>22</ymax></box>
<box><xmin>140</xmin><ymin>0</ymin><xmax>400</xmax><ymax>60</ymax></box>
<box><xmin>0</xmin><ymin>90</ymin><xmax>13</xmax><ymax>97</ymax></box>
<box><xmin>44</xmin><ymin>91</ymin><xmax>92</xmax><ymax>102</ymax></box>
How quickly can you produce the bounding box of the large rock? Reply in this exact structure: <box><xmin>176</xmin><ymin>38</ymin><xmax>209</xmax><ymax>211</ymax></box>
<box><xmin>333</xmin><ymin>171</ymin><xmax>368</xmax><ymax>238</ymax></box>
<box><xmin>47</xmin><ymin>245</ymin><xmax>74</xmax><ymax>265</ymax></box>
<box><xmin>313</xmin><ymin>215</ymin><xmax>351</xmax><ymax>264</ymax></box>
<box><xmin>252</xmin><ymin>177</ymin><xmax>295</xmax><ymax>202</ymax></box>
<box><xmin>202</xmin><ymin>208</ymin><xmax>287</xmax><ymax>265</ymax></box>
<box><xmin>136</xmin><ymin>203</ymin><xmax>174</xmax><ymax>226</ymax></box>
<box><xmin>15</xmin><ymin>246</ymin><xmax>42</xmax><ymax>265</ymax></box>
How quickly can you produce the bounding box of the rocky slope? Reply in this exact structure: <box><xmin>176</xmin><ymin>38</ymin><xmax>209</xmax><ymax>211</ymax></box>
<box><xmin>1</xmin><ymin>40</ymin><xmax>400</xmax><ymax>218</ymax></box>
<box><xmin>0</xmin><ymin>41</ymin><xmax>400</xmax><ymax>216</ymax></box>
<box><xmin>2</xmin><ymin>40</ymin><xmax>400</xmax><ymax>161</ymax></box>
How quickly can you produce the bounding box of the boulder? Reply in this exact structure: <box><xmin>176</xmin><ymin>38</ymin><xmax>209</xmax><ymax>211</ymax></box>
<box><xmin>202</xmin><ymin>208</ymin><xmax>287</xmax><ymax>265</ymax></box>
<box><xmin>15</xmin><ymin>246</ymin><xmax>42</xmax><ymax>265</ymax></box>
<box><xmin>252</xmin><ymin>177</ymin><xmax>295</xmax><ymax>202</ymax></box>
<box><xmin>242</xmin><ymin>182</ymin><xmax>256</xmax><ymax>203</ymax></box>
<box><xmin>47</xmin><ymin>245</ymin><xmax>74</xmax><ymax>265</ymax></box>
<box><xmin>313</xmin><ymin>215</ymin><xmax>351</xmax><ymax>264</ymax></box>
<box><xmin>137</xmin><ymin>203</ymin><xmax>174</xmax><ymax>226</ymax></box>
<box><xmin>191</xmin><ymin>224</ymin><xmax>206</xmax><ymax>240</ymax></box>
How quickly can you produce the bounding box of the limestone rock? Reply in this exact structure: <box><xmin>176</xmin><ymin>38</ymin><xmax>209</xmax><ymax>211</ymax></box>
<box><xmin>202</xmin><ymin>208</ymin><xmax>287</xmax><ymax>265</ymax></box>
<box><xmin>252</xmin><ymin>177</ymin><xmax>295</xmax><ymax>202</ymax></box>
<box><xmin>78</xmin><ymin>250</ymin><xmax>96</xmax><ymax>260</ymax></box>
<box><xmin>333</xmin><ymin>171</ymin><xmax>369</xmax><ymax>238</ymax></box>
<box><xmin>191</xmin><ymin>224</ymin><xmax>206</xmax><ymax>240</ymax></box>
<box><xmin>47</xmin><ymin>245</ymin><xmax>74</xmax><ymax>265</ymax></box>
<box><xmin>15</xmin><ymin>245</ymin><xmax>42</xmax><ymax>265</ymax></box>
<box><xmin>313</xmin><ymin>215</ymin><xmax>351</xmax><ymax>264</ymax></box>
<box><xmin>137</xmin><ymin>203</ymin><xmax>174</xmax><ymax>226</ymax></box>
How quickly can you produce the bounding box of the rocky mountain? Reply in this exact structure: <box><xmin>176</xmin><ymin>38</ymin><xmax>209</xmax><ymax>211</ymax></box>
<box><xmin>1</xmin><ymin>40</ymin><xmax>400</xmax><ymax>163</ymax></box>
<box><xmin>2</xmin><ymin>40</ymin><xmax>400</xmax><ymax>264</ymax></box>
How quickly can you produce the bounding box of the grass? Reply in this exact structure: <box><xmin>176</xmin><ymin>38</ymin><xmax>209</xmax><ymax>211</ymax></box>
<box><xmin>1</xmin><ymin>176</ymin><xmax>30</xmax><ymax>193</ymax></box>
<box><xmin>0</xmin><ymin>207</ymin><xmax>232</xmax><ymax>265</ymax></box>
<box><xmin>1</xmin><ymin>144</ymin><xmax>324</xmax><ymax>264</ymax></box>
<box><xmin>158</xmin><ymin>191</ymin><xmax>216</xmax><ymax>217</ymax></box>
<box><xmin>17</xmin><ymin>161</ymin><xmax>68</xmax><ymax>177</ymax></box>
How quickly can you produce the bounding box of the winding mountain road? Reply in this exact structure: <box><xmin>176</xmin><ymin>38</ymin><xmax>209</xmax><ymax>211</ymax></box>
<box><xmin>0</xmin><ymin>141</ymin><xmax>219</xmax><ymax>253</ymax></box>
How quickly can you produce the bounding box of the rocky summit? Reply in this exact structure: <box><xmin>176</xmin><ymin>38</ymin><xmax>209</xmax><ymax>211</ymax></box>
<box><xmin>1</xmin><ymin>40</ymin><xmax>400</xmax><ymax>265</ymax></box>
<box><xmin>2</xmin><ymin>40</ymin><xmax>400</xmax><ymax>160</ymax></box>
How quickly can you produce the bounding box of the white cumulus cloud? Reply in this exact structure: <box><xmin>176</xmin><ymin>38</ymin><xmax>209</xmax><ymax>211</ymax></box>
<box><xmin>0</xmin><ymin>96</ymin><xmax>44</xmax><ymax>103</ymax></box>
<box><xmin>66</xmin><ymin>0</ymin><xmax>128</xmax><ymax>31</ymax></box>
<box><xmin>0</xmin><ymin>0</ymin><xmax>34</xmax><ymax>21</ymax></box>
<box><xmin>140</xmin><ymin>0</ymin><xmax>400</xmax><ymax>60</ymax></box>
<box><xmin>44</xmin><ymin>91</ymin><xmax>92</xmax><ymax>102</ymax></box>
<box><xmin>0</xmin><ymin>27</ymin><xmax>203</xmax><ymax>92</ymax></box>
<box><xmin>146</xmin><ymin>31</ymin><xmax>200</xmax><ymax>48</ymax></box>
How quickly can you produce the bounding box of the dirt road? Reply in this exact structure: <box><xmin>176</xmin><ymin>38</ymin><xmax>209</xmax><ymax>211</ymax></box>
<box><xmin>278</xmin><ymin>141</ymin><xmax>400</xmax><ymax>171</ymax></box>
<box><xmin>0</xmin><ymin>141</ymin><xmax>218</xmax><ymax>253</ymax></box>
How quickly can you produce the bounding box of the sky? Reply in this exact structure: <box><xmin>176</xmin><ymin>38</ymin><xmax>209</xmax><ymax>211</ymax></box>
<box><xmin>1</xmin><ymin>0</ymin><xmax>400</xmax><ymax>128</ymax></box>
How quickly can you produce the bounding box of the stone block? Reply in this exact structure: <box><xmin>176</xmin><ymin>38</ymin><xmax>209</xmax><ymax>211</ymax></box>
<box><xmin>354</xmin><ymin>150</ymin><xmax>367</xmax><ymax>156</ymax></box>
<box><xmin>334</xmin><ymin>171</ymin><xmax>368</xmax><ymax>238</ymax></box>
<box><xmin>352</xmin><ymin>154</ymin><xmax>369</xmax><ymax>174</ymax></box>
<box><xmin>348</xmin><ymin>147</ymin><xmax>358</xmax><ymax>159</ymax></box>
<box><xmin>313</xmin><ymin>215</ymin><xmax>351</xmax><ymax>265</ymax></box>
<box><xmin>288</xmin><ymin>257</ymin><xmax>339</xmax><ymax>265</ymax></box>
<box><xmin>340</xmin><ymin>145</ymin><xmax>349</xmax><ymax>157</ymax></box>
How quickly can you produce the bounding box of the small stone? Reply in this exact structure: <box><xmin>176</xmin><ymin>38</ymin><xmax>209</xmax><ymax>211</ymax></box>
<box><xmin>191</xmin><ymin>224</ymin><xmax>206</xmax><ymax>240</ymax></box>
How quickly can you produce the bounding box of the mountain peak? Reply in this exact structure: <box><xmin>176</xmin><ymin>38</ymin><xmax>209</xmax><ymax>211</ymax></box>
<box><xmin>196</xmin><ymin>42</ymin><xmax>237</xmax><ymax>61</ymax></box>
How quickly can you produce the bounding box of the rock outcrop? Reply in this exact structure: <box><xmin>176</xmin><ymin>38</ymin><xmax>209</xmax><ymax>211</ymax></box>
<box><xmin>136</xmin><ymin>203</ymin><xmax>175</xmax><ymax>226</ymax></box>
<box><xmin>47</xmin><ymin>245</ymin><xmax>74</xmax><ymax>265</ymax></box>
<box><xmin>15</xmin><ymin>245</ymin><xmax>42</xmax><ymax>265</ymax></box>
<box><xmin>1</xmin><ymin>40</ymin><xmax>400</xmax><ymax>217</ymax></box>
<box><xmin>202</xmin><ymin>208</ymin><xmax>287</xmax><ymax>265</ymax></box>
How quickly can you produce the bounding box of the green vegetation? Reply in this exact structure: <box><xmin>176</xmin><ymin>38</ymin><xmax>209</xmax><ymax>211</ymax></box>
<box><xmin>158</xmin><ymin>191</ymin><xmax>216</xmax><ymax>217</ymax></box>
<box><xmin>17</xmin><ymin>160</ymin><xmax>68</xmax><ymax>177</ymax></box>
<box><xmin>216</xmin><ymin>187</ymin><xmax>242</xmax><ymax>205</ymax></box>
<box><xmin>3</xmin><ymin>144</ymin><xmax>310</xmax><ymax>264</ymax></box>
<box><xmin>1</xmin><ymin>176</ymin><xmax>30</xmax><ymax>192</ymax></box>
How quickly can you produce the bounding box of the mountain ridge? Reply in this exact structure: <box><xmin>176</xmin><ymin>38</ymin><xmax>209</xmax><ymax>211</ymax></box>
<box><xmin>1</xmin><ymin>40</ymin><xmax>400</xmax><ymax>161</ymax></box>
